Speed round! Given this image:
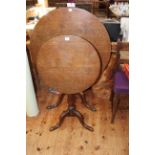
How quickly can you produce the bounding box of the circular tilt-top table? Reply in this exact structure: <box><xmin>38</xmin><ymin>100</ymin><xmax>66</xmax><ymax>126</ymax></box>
<box><xmin>30</xmin><ymin>8</ymin><xmax>111</xmax><ymax>131</ymax></box>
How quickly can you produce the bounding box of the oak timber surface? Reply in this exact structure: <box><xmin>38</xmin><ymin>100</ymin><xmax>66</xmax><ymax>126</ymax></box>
<box><xmin>26</xmin><ymin>90</ymin><xmax>129</xmax><ymax>155</ymax></box>
<box><xmin>36</xmin><ymin>35</ymin><xmax>101</xmax><ymax>94</ymax></box>
<box><xmin>30</xmin><ymin>7</ymin><xmax>111</xmax><ymax>71</ymax></box>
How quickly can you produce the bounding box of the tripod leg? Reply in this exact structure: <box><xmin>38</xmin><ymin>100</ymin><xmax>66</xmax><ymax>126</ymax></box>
<box><xmin>49</xmin><ymin>109</ymin><xmax>69</xmax><ymax>131</ymax></box>
<box><xmin>47</xmin><ymin>94</ymin><xmax>64</xmax><ymax>110</ymax></box>
<box><xmin>73</xmin><ymin>109</ymin><xmax>94</xmax><ymax>132</ymax></box>
<box><xmin>49</xmin><ymin>94</ymin><xmax>94</xmax><ymax>132</ymax></box>
<box><xmin>79</xmin><ymin>92</ymin><xmax>96</xmax><ymax>112</ymax></box>
<box><xmin>49</xmin><ymin>94</ymin><xmax>75</xmax><ymax>132</ymax></box>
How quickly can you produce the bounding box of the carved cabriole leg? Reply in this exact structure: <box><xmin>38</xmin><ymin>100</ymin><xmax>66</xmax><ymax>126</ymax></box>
<box><xmin>110</xmin><ymin>90</ymin><xmax>114</xmax><ymax>103</ymax></box>
<box><xmin>79</xmin><ymin>92</ymin><xmax>96</xmax><ymax>112</ymax></box>
<box><xmin>49</xmin><ymin>94</ymin><xmax>94</xmax><ymax>132</ymax></box>
<box><xmin>49</xmin><ymin>109</ymin><xmax>69</xmax><ymax>131</ymax></box>
<box><xmin>68</xmin><ymin>94</ymin><xmax>94</xmax><ymax>131</ymax></box>
<box><xmin>73</xmin><ymin>109</ymin><xmax>94</xmax><ymax>131</ymax></box>
<box><xmin>49</xmin><ymin>95</ymin><xmax>74</xmax><ymax>131</ymax></box>
<box><xmin>47</xmin><ymin>94</ymin><xmax>64</xmax><ymax>109</ymax></box>
<box><xmin>111</xmin><ymin>93</ymin><xmax>120</xmax><ymax>123</ymax></box>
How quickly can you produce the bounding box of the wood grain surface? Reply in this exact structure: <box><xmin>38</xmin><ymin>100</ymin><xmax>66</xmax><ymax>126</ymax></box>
<box><xmin>26</xmin><ymin>90</ymin><xmax>129</xmax><ymax>155</ymax></box>
<box><xmin>30</xmin><ymin>7</ymin><xmax>111</xmax><ymax>71</ymax></box>
<box><xmin>36</xmin><ymin>35</ymin><xmax>101</xmax><ymax>94</ymax></box>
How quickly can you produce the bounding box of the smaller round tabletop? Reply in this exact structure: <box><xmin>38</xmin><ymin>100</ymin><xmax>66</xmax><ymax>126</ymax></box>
<box><xmin>36</xmin><ymin>35</ymin><xmax>101</xmax><ymax>94</ymax></box>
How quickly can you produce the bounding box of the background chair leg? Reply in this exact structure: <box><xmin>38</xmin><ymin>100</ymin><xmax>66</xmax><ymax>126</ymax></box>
<box><xmin>110</xmin><ymin>90</ymin><xmax>114</xmax><ymax>103</ymax></box>
<box><xmin>111</xmin><ymin>94</ymin><xmax>120</xmax><ymax>123</ymax></box>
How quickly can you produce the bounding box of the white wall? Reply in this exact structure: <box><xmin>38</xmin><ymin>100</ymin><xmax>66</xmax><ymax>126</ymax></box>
<box><xmin>26</xmin><ymin>53</ymin><xmax>39</xmax><ymax>117</ymax></box>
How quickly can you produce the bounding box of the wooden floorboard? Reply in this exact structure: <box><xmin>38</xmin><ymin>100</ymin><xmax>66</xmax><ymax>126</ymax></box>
<box><xmin>26</xmin><ymin>90</ymin><xmax>129</xmax><ymax>155</ymax></box>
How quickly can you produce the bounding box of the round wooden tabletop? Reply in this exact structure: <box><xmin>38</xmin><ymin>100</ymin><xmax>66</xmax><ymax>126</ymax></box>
<box><xmin>30</xmin><ymin>7</ymin><xmax>111</xmax><ymax>71</ymax></box>
<box><xmin>36</xmin><ymin>35</ymin><xmax>101</xmax><ymax>94</ymax></box>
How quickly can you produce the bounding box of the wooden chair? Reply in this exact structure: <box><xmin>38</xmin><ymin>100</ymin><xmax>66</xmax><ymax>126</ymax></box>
<box><xmin>110</xmin><ymin>41</ymin><xmax>129</xmax><ymax>123</ymax></box>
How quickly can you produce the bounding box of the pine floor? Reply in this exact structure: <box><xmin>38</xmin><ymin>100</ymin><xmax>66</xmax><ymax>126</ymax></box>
<box><xmin>26</xmin><ymin>90</ymin><xmax>129</xmax><ymax>155</ymax></box>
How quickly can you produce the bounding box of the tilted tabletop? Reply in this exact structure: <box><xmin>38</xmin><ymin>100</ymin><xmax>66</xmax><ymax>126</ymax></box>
<box><xmin>36</xmin><ymin>35</ymin><xmax>101</xmax><ymax>94</ymax></box>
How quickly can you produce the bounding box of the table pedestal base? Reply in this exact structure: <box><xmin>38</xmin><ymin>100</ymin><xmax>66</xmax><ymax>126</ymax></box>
<box><xmin>48</xmin><ymin>93</ymin><xmax>96</xmax><ymax>132</ymax></box>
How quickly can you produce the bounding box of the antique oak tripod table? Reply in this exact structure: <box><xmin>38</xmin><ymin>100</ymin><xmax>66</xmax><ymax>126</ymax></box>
<box><xmin>30</xmin><ymin>8</ymin><xmax>111</xmax><ymax>131</ymax></box>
